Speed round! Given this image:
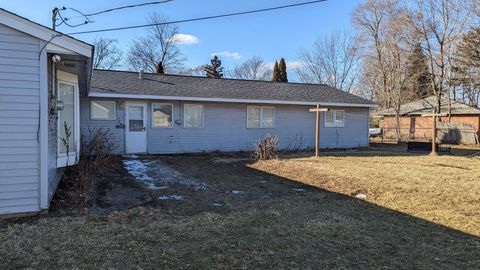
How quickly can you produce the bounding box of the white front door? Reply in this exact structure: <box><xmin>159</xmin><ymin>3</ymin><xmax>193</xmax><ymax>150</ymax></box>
<box><xmin>125</xmin><ymin>102</ymin><xmax>147</xmax><ymax>154</ymax></box>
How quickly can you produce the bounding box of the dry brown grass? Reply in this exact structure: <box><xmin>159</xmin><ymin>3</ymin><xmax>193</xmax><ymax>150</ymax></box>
<box><xmin>0</xmin><ymin>148</ymin><xmax>479</xmax><ymax>269</ymax></box>
<box><xmin>251</xmin><ymin>149</ymin><xmax>480</xmax><ymax>236</ymax></box>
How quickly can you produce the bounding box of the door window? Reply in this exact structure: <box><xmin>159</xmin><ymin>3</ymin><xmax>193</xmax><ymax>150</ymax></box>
<box><xmin>129</xmin><ymin>106</ymin><xmax>144</xmax><ymax>131</ymax></box>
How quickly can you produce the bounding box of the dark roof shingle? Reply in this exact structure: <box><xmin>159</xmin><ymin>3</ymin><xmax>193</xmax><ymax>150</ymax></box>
<box><xmin>90</xmin><ymin>70</ymin><xmax>376</xmax><ymax>106</ymax></box>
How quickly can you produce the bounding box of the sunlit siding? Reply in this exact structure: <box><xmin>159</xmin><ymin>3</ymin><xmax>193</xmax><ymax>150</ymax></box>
<box><xmin>80</xmin><ymin>98</ymin><xmax>369</xmax><ymax>154</ymax></box>
<box><xmin>0</xmin><ymin>24</ymin><xmax>40</xmax><ymax>214</ymax></box>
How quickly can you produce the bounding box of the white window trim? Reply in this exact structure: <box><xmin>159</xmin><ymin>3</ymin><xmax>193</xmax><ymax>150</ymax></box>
<box><xmin>247</xmin><ymin>106</ymin><xmax>276</xmax><ymax>129</ymax></box>
<box><xmin>325</xmin><ymin>110</ymin><xmax>345</xmax><ymax>128</ymax></box>
<box><xmin>56</xmin><ymin>70</ymin><xmax>80</xmax><ymax>168</ymax></box>
<box><xmin>90</xmin><ymin>100</ymin><xmax>116</xmax><ymax>121</ymax></box>
<box><xmin>151</xmin><ymin>103</ymin><xmax>173</xmax><ymax>128</ymax></box>
<box><xmin>183</xmin><ymin>103</ymin><xmax>204</xmax><ymax>128</ymax></box>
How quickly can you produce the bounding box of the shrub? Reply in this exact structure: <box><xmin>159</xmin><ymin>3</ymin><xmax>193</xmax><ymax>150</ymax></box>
<box><xmin>58</xmin><ymin>128</ymin><xmax>118</xmax><ymax>212</ymax></box>
<box><xmin>253</xmin><ymin>134</ymin><xmax>279</xmax><ymax>161</ymax></box>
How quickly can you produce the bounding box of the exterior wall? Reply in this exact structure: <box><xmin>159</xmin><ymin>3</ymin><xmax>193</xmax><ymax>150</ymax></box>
<box><xmin>383</xmin><ymin>115</ymin><xmax>480</xmax><ymax>143</ymax></box>
<box><xmin>0</xmin><ymin>24</ymin><xmax>41</xmax><ymax>214</ymax></box>
<box><xmin>80</xmin><ymin>97</ymin><xmax>370</xmax><ymax>154</ymax></box>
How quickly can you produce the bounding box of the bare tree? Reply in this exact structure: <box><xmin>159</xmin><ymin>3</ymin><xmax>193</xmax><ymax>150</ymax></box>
<box><xmin>296</xmin><ymin>30</ymin><xmax>359</xmax><ymax>92</ymax></box>
<box><xmin>229</xmin><ymin>56</ymin><xmax>272</xmax><ymax>80</ymax></box>
<box><xmin>405</xmin><ymin>0</ymin><xmax>470</xmax><ymax>151</ymax></box>
<box><xmin>127</xmin><ymin>13</ymin><xmax>185</xmax><ymax>73</ymax></box>
<box><xmin>92</xmin><ymin>37</ymin><xmax>123</xmax><ymax>70</ymax></box>
<box><xmin>354</xmin><ymin>0</ymin><xmax>412</xmax><ymax>141</ymax></box>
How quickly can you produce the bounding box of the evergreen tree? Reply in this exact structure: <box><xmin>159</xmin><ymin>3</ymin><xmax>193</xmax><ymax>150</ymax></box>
<box><xmin>204</xmin><ymin>55</ymin><xmax>224</xmax><ymax>78</ymax></box>
<box><xmin>405</xmin><ymin>43</ymin><xmax>432</xmax><ymax>100</ymax></box>
<box><xmin>155</xmin><ymin>61</ymin><xmax>165</xmax><ymax>74</ymax></box>
<box><xmin>279</xmin><ymin>58</ymin><xmax>288</xmax><ymax>82</ymax></box>
<box><xmin>272</xmin><ymin>61</ymin><xmax>280</xmax><ymax>82</ymax></box>
<box><xmin>454</xmin><ymin>27</ymin><xmax>480</xmax><ymax>104</ymax></box>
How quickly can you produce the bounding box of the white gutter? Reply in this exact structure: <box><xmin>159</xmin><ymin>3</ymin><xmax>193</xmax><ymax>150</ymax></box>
<box><xmin>88</xmin><ymin>92</ymin><xmax>378</xmax><ymax>108</ymax></box>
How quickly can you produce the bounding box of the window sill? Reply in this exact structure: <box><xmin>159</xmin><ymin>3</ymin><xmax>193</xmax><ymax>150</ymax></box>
<box><xmin>57</xmin><ymin>153</ymin><xmax>78</xmax><ymax>168</ymax></box>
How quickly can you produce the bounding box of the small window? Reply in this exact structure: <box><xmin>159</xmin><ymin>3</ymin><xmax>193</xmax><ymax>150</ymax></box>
<box><xmin>184</xmin><ymin>104</ymin><xmax>203</xmax><ymax>128</ymax></box>
<box><xmin>152</xmin><ymin>103</ymin><xmax>173</xmax><ymax>128</ymax></box>
<box><xmin>91</xmin><ymin>100</ymin><xmax>115</xmax><ymax>120</ymax></box>
<box><xmin>247</xmin><ymin>106</ymin><xmax>275</xmax><ymax>128</ymax></box>
<box><xmin>325</xmin><ymin>110</ymin><xmax>345</xmax><ymax>127</ymax></box>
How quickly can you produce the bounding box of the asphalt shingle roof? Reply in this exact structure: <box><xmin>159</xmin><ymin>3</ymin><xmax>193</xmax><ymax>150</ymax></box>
<box><xmin>90</xmin><ymin>70</ymin><xmax>376</xmax><ymax>106</ymax></box>
<box><xmin>376</xmin><ymin>96</ymin><xmax>480</xmax><ymax>116</ymax></box>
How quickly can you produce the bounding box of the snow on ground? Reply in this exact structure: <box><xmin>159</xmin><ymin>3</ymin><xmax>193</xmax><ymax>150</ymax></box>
<box><xmin>123</xmin><ymin>160</ymin><xmax>162</xmax><ymax>190</ymax></box>
<box><xmin>159</xmin><ymin>195</ymin><xmax>184</xmax><ymax>201</ymax></box>
<box><xmin>122</xmin><ymin>159</ymin><xmax>208</xmax><ymax>191</ymax></box>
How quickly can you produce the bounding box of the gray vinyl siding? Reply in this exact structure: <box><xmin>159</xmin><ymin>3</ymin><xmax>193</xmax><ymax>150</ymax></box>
<box><xmin>0</xmin><ymin>24</ymin><xmax>40</xmax><ymax>214</ymax></box>
<box><xmin>80</xmin><ymin>98</ymin><xmax>369</xmax><ymax>154</ymax></box>
<box><xmin>80</xmin><ymin>97</ymin><xmax>125</xmax><ymax>154</ymax></box>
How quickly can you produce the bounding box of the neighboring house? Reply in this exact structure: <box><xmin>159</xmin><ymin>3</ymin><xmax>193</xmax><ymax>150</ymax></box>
<box><xmin>376</xmin><ymin>96</ymin><xmax>480</xmax><ymax>144</ymax></box>
<box><xmin>0</xmin><ymin>9</ymin><xmax>93</xmax><ymax>216</ymax></box>
<box><xmin>83</xmin><ymin>70</ymin><xmax>376</xmax><ymax>154</ymax></box>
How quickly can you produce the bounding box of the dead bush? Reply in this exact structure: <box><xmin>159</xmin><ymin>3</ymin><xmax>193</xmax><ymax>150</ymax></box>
<box><xmin>253</xmin><ymin>134</ymin><xmax>279</xmax><ymax>161</ymax></box>
<box><xmin>57</xmin><ymin>128</ymin><xmax>118</xmax><ymax>212</ymax></box>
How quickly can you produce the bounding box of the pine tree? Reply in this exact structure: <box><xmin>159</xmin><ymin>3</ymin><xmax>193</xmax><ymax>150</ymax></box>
<box><xmin>279</xmin><ymin>58</ymin><xmax>288</xmax><ymax>82</ymax></box>
<box><xmin>405</xmin><ymin>43</ymin><xmax>432</xmax><ymax>100</ymax></box>
<box><xmin>204</xmin><ymin>55</ymin><xmax>224</xmax><ymax>78</ymax></box>
<box><xmin>155</xmin><ymin>61</ymin><xmax>164</xmax><ymax>74</ymax></box>
<box><xmin>272</xmin><ymin>61</ymin><xmax>279</xmax><ymax>82</ymax></box>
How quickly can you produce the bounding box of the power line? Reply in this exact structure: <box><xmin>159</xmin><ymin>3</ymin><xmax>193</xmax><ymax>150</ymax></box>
<box><xmin>66</xmin><ymin>0</ymin><xmax>327</xmax><ymax>35</ymax></box>
<box><xmin>85</xmin><ymin>0</ymin><xmax>173</xmax><ymax>17</ymax></box>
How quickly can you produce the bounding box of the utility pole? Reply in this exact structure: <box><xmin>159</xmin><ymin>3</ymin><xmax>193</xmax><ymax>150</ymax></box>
<box><xmin>52</xmin><ymin>7</ymin><xmax>59</xmax><ymax>31</ymax></box>
<box><xmin>309</xmin><ymin>105</ymin><xmax>329</xmax><ymax>158</ymax></box>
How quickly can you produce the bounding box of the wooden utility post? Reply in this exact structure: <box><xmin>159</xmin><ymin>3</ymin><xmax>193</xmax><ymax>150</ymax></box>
<box><xmin>52</xmin><ymin>8</ymin><xmax>59</xmax><ymax>31</ymax></box>
<box><xmin>309</xmin><ymin>105</ymin><xmax>329</xmax><ymax>158</ymax></box>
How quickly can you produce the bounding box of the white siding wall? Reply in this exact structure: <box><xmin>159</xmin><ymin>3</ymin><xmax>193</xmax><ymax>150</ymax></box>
<box><xmin>0</xmin><ymin>24</ymin><xmax>40</xmax><ymax>214</ymax></box>
<box><xmin>80</xmin><ymin>98</ymin><xmax>369</xmax><ymax>154</ymax></box>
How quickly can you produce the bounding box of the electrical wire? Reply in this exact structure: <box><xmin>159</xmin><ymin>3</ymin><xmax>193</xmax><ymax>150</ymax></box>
<box><xmin>66</xmin><ymin>0</ymin><xmax>327</xmax><ymax>35</ymax></box>
<box><xmin>85</xmin><ymin>0</ymin><xmax>173</xmax><ymax>17</ymax></box>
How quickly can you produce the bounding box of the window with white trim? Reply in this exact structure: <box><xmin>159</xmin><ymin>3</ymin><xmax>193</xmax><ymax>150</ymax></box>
<box><xmin>152</xmin><ymin>103</ymin><xmax>173</xmax><ymax>128</ymax></box>
<box><xmin>90</xmin><ymin>100</ymin><xmax>115</xmax><ymax>120</ymax></box>
<box><xmin>325</xmin><ymin>110</ymin><xmax>345</xmax><ymax>127</ymax></box>
<box><xmin>247</xmin><ymin>106</ymin><xmax>275</xmax><ymax>128</ymax></box>
<box><xmin>57</xmin><ymin>71</ymin><xmax>80</xmax><ymax>168</ymax></box>
<box><xmin>184</xmin><ymin>104</ymin><xmax>203</xmax><ymax>128</ymax></box>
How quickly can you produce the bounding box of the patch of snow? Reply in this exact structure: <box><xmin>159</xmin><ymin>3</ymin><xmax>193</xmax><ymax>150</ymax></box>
<box><xmin>123</xmin><ymin>154</ymin><xmax>139</xmax><ymax>159</ymax></box>
<box><xmin>123</xmin><ymin>160</ymin><xmax>159</xmax><ymax>190</ymax></box>
<box><xmin>292</xmin><ymin>188</ymin><xmax>306</xmax><ymax>192</ymax></box>
<box><xmin>159</xmin><ymin>195</ymin><xmax>184</xmax><ymax>201</ymax></box>
<box><xmin>355</xmin><ymin>193</ymin><xmax>367</xmax><ymax>200</ymax></box>
<box><xmin>231</xmin><ymin>190</ymin><xmax>242</xmax><ymax>195</ymax></box>
<box><xmin>123</xmin><ymin>159</ymin><xmax>208</xmax><ymax>191</ymax></box>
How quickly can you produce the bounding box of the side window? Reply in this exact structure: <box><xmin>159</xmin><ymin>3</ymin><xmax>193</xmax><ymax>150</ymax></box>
<box><xmin>152</xmin><ymin>103</ymin><xmax>173</xmax><ymax>128</ymax></box>
<box><xmin>325</xmin><ymin>110</ymin><xmax>345</xmax><ymax>127</ymax></box>
<box><xmin>91</xmin><ymin>100</ymin><xmax>116</xmax><ymax>120</ymax></box>
<box><xmin>247</xmin><ymin>106</ymin><xmax>275</xmax><ymax>128</ymax></box>
<box><xmin>184</xmin><ymin>104</ymin><xmax>204</xmax><ymax>128</ymax></box>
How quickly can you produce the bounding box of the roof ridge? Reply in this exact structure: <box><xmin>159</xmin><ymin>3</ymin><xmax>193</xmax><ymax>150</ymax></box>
<box><xmin>93</xmin><ymin>68</ymin><xmax>330</xmax><ymax>86</ymax></box>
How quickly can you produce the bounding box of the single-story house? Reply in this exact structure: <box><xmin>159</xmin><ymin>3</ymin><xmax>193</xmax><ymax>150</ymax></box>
<box><xmin>376</xmin><ymin>96</ymin><xmax>480</xmax><ymax>144</ymax></box>
<box><xmin>84</xmin><ymin>70</ymin><xmax>377</xmax><ymax>154</ymax></box>
<box><xmin>0</xmin><ymin>8</ymin><xmax>376</xmax><ymax>216</ymax></box>
<box><xmin>0</xmin><ymin>9</ymin><xmax>93</xmax><ymax>216</ymax></box>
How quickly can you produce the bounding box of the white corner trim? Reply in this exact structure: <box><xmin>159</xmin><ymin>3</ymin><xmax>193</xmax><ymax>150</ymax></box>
<box><xmin>39</xmin><ymin>41</ymin><xmax>49</xmax><ymax>210</ymax></box>
<box><xmin>0</xmin><ymin>9</ymin><xmax>92</xmax><ymax>57</ymax></box>
<box><xmin>88</xmin><ymin>92</ymin><xmax>378</xmax><ymax>108</ymax></box>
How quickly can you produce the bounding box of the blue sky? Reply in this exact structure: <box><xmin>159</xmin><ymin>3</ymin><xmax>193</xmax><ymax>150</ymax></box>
<box><xmin>2</xmin><ymin>0</ymin><xmax>359</xmax><ymax>81</ymax></box>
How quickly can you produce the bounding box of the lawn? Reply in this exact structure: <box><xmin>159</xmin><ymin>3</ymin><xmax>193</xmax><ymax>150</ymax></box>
<box><xmin>0</xmin><ymin>145</ymin><xmax>479</xmax><ymax>269</ymax></box>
